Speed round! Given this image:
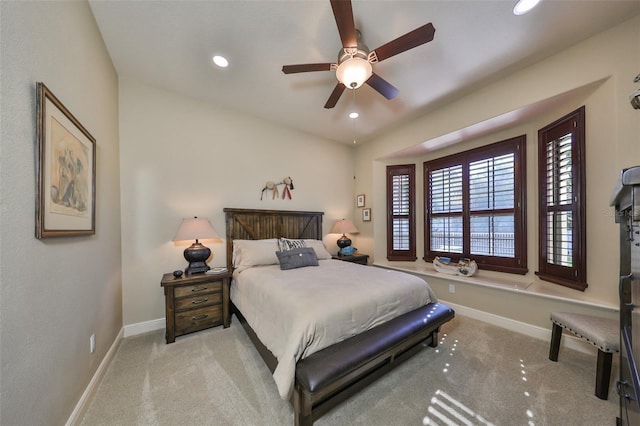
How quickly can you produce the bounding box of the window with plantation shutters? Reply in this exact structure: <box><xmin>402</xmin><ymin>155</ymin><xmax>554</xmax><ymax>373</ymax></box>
<box><xmin>429</xmin><ymin>164</ymin><xmax>463</xmax><ymax>254</ymax></box>
<box><xmin>537</xmin><ymin>107</ymin><xmax>586</xmax><ymax>291</ymax></box>
<box><xmin>387</xmin><ymin>164</ymin><xmax>416</xmax><ymax>260</ymax></box>
<box><xmin>424</xmin><ymin>136</ymin><xmax>527</xmax><ymax>274</ymax></box>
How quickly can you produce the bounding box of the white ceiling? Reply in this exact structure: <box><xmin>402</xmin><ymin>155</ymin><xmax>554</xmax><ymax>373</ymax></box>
<box><xmin>89</xmin><ymin>0</ymin><xmax>640</xmax><ymax>146</ymax></box>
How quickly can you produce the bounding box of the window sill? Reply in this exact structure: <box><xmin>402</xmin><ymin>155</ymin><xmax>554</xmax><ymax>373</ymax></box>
<box><xmin>373</xmin><ymin>261</ymin><xmax>618</xmax><ymax>312</ymax></box>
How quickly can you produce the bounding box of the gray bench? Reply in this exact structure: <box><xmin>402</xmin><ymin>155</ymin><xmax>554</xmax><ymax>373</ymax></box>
<box><xmin>293</xmin><ymin>302</ymin><xmax>454</xmax><ymax>426</ymax></box>
<box><xmin>549</xmin><ymin>311</ymin><xmax>619</xmax><ymax>399</ymax></box>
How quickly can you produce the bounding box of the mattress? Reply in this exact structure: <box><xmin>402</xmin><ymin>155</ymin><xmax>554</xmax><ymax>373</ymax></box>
<box><xmin>230</xmin><ymin>259</ymin><xmax>436</xmax><ymax>399</ymax></box>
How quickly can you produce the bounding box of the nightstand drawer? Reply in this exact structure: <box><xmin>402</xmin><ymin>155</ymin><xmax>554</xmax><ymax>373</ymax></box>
<box><xmin>174</xmin><ymin>281</ymin><xmax>221</xmax><ymax>298</ymax></box>
<box><xmin>175</xmin><ymin>305</ymin><xmax>223</xmax><ymax>333</ymax></box>
<box><xmin>174</xmin><ymin>292</ymin><xmax>222</xmax><ymax>311</ymax></box>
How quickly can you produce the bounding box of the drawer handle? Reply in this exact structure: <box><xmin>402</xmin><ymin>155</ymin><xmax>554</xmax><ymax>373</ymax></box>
<box><xmin>192</xmin><ymin>314</ymin><xmax>208</xmax><ymax>321</ymax></box>
<box><xmin>192</xmin><ymin>298</ymin><xmax>208</xmax><ymax>305</ymax></box>
<box><xmin>191</xmin><ymin>287</ymin><xmax>208</xmax><ymax>292</ymax></box>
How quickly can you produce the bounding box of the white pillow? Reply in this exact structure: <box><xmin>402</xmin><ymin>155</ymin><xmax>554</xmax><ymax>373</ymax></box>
<box><xmin>233</xmin><ymin>239</ymin><xmax>279</xmax><ymax>269</ymax></box>
<box><xmin>304</xmin><ymin>239</ymin><xmax>332</xmax><ymax>260</ymax></box>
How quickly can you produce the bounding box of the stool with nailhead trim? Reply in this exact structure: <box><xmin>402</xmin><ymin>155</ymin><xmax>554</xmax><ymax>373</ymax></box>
<box><xmin>549</xmin><ymin>311</ymin><xmax>619</xmax><ymax>399</ymax></box>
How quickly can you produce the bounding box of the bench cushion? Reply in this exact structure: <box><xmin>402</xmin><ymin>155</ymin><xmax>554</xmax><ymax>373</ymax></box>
<box><xmin>296</xmin><ymin>302</ymin><xmax>454</xmax><ymax>393</ymax></box>
<box><xmin>550</xmin><ymin>311</ymin><xmax>619</xmax><ymax>353</ymax></box>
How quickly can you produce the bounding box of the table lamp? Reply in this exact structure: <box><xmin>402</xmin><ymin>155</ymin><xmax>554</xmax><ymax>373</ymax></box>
<box><xmin>330</xmin><ymin>218</ymin><xmax>359</xmax><ymax>256</ymax></box>
<box><xmin>173</xmin><ymin>216</ymin><xmax>220</xmax><ymax>275</ymax></box>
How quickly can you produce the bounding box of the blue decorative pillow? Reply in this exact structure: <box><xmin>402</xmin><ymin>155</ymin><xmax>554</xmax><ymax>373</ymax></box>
<box><xmin>278</xmin><ymin>237</ymin><xmax>306</xmax><ymax>251</ymax></box>
<box><xmin>276</xmin><ymin>247</ymin><xmax>319</xmax><ymax>270</ymax></box>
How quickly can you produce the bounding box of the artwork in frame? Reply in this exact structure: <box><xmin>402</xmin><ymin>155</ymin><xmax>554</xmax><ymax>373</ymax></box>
<box><xmin>363</xmin><ymin>208</ymin><xmax>371</xmax><ymax>222</ymax></box>
<box><xmin>35</xmin><ymin>82</ymin><xmax>96</xmax><ymax>238</ymax></box>
<box><xmin>356</xmin><ymin>194</ymin><xmax>365</xmax><ymax>208</ymax></box>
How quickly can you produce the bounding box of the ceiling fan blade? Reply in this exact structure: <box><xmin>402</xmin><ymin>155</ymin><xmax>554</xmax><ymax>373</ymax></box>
<box><xmin>370</xmin><ymin>23</ymin><xmax>435</xmax><ymax>63</ymax></box>
<box><xmin>366</xmin><ymin>73</ymin><xmax>399</xmax><ymax>100</ymax></box>
<box><xmin>282</xmin><ymin>63</ymin><xmax>333</xmax><ymax>74</ymax></box>
<box><xmin>330</xmin><ymin>0</ymin><xmax>357</xmax><ymax>48</ymax></box>
<box><xmin>324</xmin><ymin>83</ymin><xmax>346</xmax><ymax>109</ymax></box>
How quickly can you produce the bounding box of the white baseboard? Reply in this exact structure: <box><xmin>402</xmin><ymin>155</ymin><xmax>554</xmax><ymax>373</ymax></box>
<box><xmin>440</xmin><ymin>299</ymin><xmax>598</xmax><ymax>356</ymax></box>
<box><xmin>65</xmin><ymin>327</ymin><xmax>124</xmax><ymax>426</ymax></box>
<box><xmin>66</xmin><ymin>319</ymin><xmax>165</xmax><ymax>425</ymax></box>
<box><xmin>123</xmin><ymin>317</ymin><xmax>165</xmax><ymax>337</ymax></box>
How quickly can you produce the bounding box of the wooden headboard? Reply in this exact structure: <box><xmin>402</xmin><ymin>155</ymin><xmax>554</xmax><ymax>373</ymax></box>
<box><xmin>223</xmin><ymin>208</ymin><xmax>324</xmax><ymax>271</ymax></box>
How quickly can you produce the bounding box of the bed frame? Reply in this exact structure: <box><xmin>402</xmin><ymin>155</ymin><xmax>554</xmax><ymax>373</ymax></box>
<box><xmin>224</xmin><ymin>208</ymin><xmax>454</xmax><ymax>425</ymax></box>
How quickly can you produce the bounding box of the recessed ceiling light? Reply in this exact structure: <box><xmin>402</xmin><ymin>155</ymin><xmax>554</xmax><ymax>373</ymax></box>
<box><xmin>349</xmin><ymin>112</ymin><xmax>359</xmax><ymax>119</ymax></box>
<box><xmin>513</xmin><ymin>0</ymin><xmax>542</xmax><ymax>15</ymax></box>
<box><xmin>213</xmin><ymin>55</ymin><xmax>229</xmax><ymax>68</ymax></box>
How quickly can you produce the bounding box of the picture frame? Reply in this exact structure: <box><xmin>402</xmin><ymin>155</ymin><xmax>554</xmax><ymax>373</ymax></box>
<box><xmin>356</xmin><ymin>194</ymin><xmax>365</xmax><ymax>208</ymax></box>
<box><xmin>362</xmin><ymin>208</ymin><xmax>371</xmax><ymax>222</ymax></box>
<box><xmin>36</xmin><ymin>82</ymin><xmax>96</xmax><ymax>238</ymax></box>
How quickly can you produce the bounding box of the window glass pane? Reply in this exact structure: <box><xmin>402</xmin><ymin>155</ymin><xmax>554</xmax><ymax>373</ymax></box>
<box><xmin>470</xmin><ymin>214</ymin><xmax>515</xmax><ymax>257</ymax></box>
<box><xmin>469</xmin><ymin>154</ymin><xmax>514</xmax><ymax>210</ymax></box>
<box><xmin>545</xmin><ymin>134</ymin><xmax>572</xmax><ymax>207</ymax></box>
<box><xmin>546</xmin><ymin>211</ymin><xmax>573</xmax><ymax>267</ymax></box>
<box><xmin>430</xmin><ymin>216</ymin><xmax>463</xmax><ymax>253</ymax></box>
<box><xmin>392</xmin><ymin>218</ymin><xmax>410</xmax><ymax>251</ymax></box>
<box><xmin>430</xmin><ymin>165</ymin><xmax>463</xmax><ymax>213</ymax></box>
<box><xmin>392</xmin><ymin>174</ymin><xmax>410</xmax><ymax>215</ymax></box>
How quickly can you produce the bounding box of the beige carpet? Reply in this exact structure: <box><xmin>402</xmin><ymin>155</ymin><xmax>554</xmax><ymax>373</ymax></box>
<box><xmin>80</xmin><ymin>315</ymin><xmax>618</xmax><ymax>425</ymax></box>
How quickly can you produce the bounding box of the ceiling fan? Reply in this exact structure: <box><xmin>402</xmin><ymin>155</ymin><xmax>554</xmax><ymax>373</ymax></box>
<box><xmin>282</xmin><ymin>0</ymin><xmax>436</xmax><ymax>109</ymax></box>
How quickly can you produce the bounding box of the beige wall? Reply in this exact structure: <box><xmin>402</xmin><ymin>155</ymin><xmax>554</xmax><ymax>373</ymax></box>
<box><xmin>118</xmin><ymin>79</ymin><xmax>356</xmax><ymax>326</ymax></box>
<box><xmin>0</xmin><ymin>1</ymin><xmax>121</xmax><ymax>424</ymax></box>
<box><xmin>354</xmin><ymin>15</ymin><xmax>640</xmax><ymax>328</ymax></box>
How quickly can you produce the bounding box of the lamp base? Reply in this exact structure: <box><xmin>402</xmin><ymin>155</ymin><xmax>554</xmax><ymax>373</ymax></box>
<box><xmin>185</xmin><ymin>262</ymin><xmax>210</xmax><ymax>275</ymax></box>
<box><xmin>183</xmin><ymin>241</ymin><xmax>211</xmax><ymax>275</ymax></box>
<box><xmin>337</xmin><ymin>235</ymin><xmax>352</xmax><ymax>256</ymax></box>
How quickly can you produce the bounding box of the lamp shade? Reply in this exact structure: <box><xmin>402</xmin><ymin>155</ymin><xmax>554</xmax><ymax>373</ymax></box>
<box><xmin>335</xmin><ymin>57</ymin><xmax>372</xmax><ymax>89</ymax></box>
<box><xmin>173</xmin><ymin>217</ymin><xmax>219</xmax><ymax>242</ymax></box>
<box><xmin>330</xmin><ymin>219</ymin><xmax>359</xmax><ymax>235</ymax></box>
<box><xmin>173</xmin><ymin>217</ymin><xmax>219</xmax><ymax>275</ymax></box>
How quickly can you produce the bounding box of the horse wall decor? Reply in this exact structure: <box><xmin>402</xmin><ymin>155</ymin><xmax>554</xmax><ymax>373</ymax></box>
<box><xmin>260</xmin><ymin>176</ymin><xmax>294</xmax><ymax>200</ymax></box>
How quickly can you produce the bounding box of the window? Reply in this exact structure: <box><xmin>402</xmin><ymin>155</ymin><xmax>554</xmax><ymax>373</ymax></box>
<box><xmin>537</xmin><ymin>106</ymin><xmax>587</xmax><ymax>290</ymax></box>
<box><xmin>387</xmin><ymin>164</ymin><xmax>416</xmax><ymax>261</ymax></box>
<box><xmin>425</xmin><ymin>136</ymin><xmax>527</xmax><ymax>274</ymax></box>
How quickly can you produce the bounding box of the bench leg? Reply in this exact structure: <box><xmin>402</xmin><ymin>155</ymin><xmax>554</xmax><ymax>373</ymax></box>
<box><xmin>428</xmin><ymin>329</ymin><xmax>439</xmax><ymax>348</ymax></box>
<box><xmin>293</xmin><ymin>385</ymin><xmax>313</xmax><ymax>426</ymax></box>
<box><xmin>595</xmin><ymin>350</ymin><xmax>613</xmax><ymax>400</ymax></box>
<box><xmin>549</xmin><ymin>323</ymin><xmax>562</xmax><ymax>361</ymax></box>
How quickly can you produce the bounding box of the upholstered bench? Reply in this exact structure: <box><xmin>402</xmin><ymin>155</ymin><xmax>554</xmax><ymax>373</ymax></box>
<box><xmin>549</xmin><ymin>311</ymin><xmax>619</xmax><ymax>399</ymax></box>
<box><xmin>293</xmin><ymin>302</ymin><xmax>454</xmax><ymax>426</ymax></box>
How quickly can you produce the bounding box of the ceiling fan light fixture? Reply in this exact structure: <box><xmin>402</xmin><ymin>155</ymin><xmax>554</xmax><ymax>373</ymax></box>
<box><xmin>336</xmin><ymin>57</ymin><xmax>372</xmax><ymax>89</ymax></box>
<box><xmin>513</xmin><ymin>0</ymin><xmax>542</xmax><ymax>15</ymax></box>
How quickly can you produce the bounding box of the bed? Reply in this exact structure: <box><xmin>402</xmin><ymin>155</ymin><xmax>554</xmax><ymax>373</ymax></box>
<box><xmin>224</xmin><ymin>208</ymin><xmax>454</xmax><ymax>425</ymax></box>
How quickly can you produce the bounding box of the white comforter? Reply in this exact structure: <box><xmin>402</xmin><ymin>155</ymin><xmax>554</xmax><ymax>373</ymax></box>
<box><xmin>230</xmin><ymin>259</ymin><xmax>436</xmax><ymax>399</ymax></box>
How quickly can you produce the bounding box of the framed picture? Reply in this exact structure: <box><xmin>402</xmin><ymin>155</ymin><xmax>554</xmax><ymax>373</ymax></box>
<box><xmin>356</xmin><ymin>194</ymin><xmax>365</xmax><ymax>208</ymax></box>
<box><xmin>362</xmin><ymin>208</ymin><xmax>371</xmax><ymax>222</ymax></box>
<box><xmin>36</xmin><ymin>82</ymin><xmax>96</xmax><ymax>238</ymax></box>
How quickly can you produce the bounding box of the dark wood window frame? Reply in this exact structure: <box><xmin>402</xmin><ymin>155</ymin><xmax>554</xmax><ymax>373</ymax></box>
<box><xmin>536</xmin><ymin>106</ymin><xmax>587</xmax><ymax>291</ymax></box>
<box><xmin>387</xmin><ymin>164</ymin><xmax>417</xmax><ymax>261</ymax></box>
<box><xmin>424</xmin><ymin>136</ymin><xmax>528</xmax><ymax>275</ymax></box>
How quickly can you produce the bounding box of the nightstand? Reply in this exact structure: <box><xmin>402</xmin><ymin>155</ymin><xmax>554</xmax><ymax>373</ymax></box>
<box><xmin>332</xmin><ymin>254</ymin><xmax>369</xmax><ymax>265</ymax></box>
<box><xmin>160</xmin><ymin>271</ymin><xmax>231</xmax><ymax>343</ymax></box>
